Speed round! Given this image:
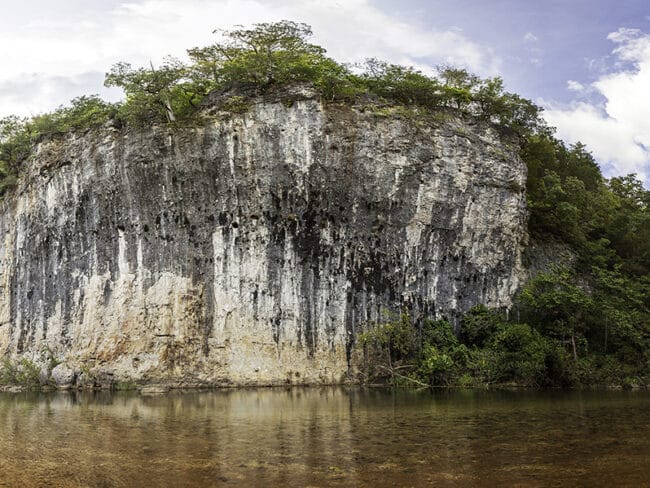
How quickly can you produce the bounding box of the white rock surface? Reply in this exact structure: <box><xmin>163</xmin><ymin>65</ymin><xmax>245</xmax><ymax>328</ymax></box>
<box><xmin>0</xmin><ymin>93</ymin><xmax>528</xmax><ymax>386</ymax></box>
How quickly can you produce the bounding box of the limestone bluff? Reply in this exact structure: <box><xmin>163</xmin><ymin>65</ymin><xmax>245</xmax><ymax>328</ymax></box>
<box><xmin>0</xmin><ymin>86</ymin><xmax>527</xmax><ymax>387</ymax></box>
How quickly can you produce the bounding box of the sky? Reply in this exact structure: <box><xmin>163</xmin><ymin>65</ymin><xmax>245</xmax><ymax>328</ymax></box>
<box><xmin>1</xmin><ymin>0</ymin><xmax>649</xmax><ymax>185</ymax></box>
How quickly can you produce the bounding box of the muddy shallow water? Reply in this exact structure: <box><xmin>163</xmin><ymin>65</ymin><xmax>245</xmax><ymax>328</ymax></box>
<box><xmin>0</xmin><ymin>387</ymin><xmax>649</xmax><ymax>487</ymax></box>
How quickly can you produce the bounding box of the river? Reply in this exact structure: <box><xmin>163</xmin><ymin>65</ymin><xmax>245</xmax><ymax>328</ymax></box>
<box><xmin>0</xmin><ymin>388</ymin><xmax>648</xmax><ymax>487</ymax></box>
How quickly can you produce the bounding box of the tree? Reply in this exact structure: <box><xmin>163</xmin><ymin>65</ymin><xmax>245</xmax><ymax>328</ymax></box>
<box><xmin>460</xmin><ymin>305</ymin><xmax>504</xmax><ymax>348</ymax></box>
<box><xmin>436</xmin><ymin>66</ymin><xmax>479</xmax><ymax>110</ymax></box>
<box><xmin>359</xmin><ymin>60</ymin><xmax>443</xmax><ymax>107</ymax></box>
<box><xmin>605</xmin><ymin>175</ymin><xmax>650</xmax><ymax>276</ymax></box>
<box><xmin>105</xmin><ymin>59</ymin><xmax>193</xmax><ymax>125</ymax></box>
<box><xmin>437</xmin><ymin>66</ymin><xmax>479</xmax><ymax>90</ymax></box>
<box><xmin>474</xmin><ymin>76</ymin><xmax>506</xmax><ymax>120</ymax></box>
<box><xmin>189</xmin><ymin>21</ymin><xmax>329</xmax><ymax>88</ymax></box>
<box><xmin>489</xmin><ymin>323</ymin><xmax>548</xmax><ymax>385</ymax></box>
<box><xmin>591</xmin><ymin>266</ymin><xmax>649</xmax><ymax>359</ymax></box>
<box><xmin>29</xmin><ymin>95</ymin><xmax>117</xmax><ymax>136</ymax></box>
<box><xmin>0</xmin><ymin>116</ymin><xmax>31</xmax><ymax>174</ymax></box>
<box><xmin>520</xmin><ymin>266</ymin><xmax>594</xmax><ymax>361</ymax></box>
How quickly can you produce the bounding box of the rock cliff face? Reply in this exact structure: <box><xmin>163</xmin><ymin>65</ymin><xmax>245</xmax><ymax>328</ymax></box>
<box><xmin>0</xmin><ymin>90</ymin><xmax>528</xmax><ymax>386</ymax></box>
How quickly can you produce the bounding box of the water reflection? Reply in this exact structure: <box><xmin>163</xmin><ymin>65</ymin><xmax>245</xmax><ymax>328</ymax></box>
<box><xmin>0</xmin><ymin>388</ymin><xmax>649</xmax><ymax>487</ymax></box>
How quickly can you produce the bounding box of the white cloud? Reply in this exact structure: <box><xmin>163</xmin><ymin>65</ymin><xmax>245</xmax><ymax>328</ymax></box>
<box><xmin>524</xmin><ymin>32</ymin><xmax>538</xmax><ymax>43</ymax></box>
<box><xmin>0</xmin><ymin>0</ymin><xmax>499</xmax><ymax>117</ymax></box>
<box><xmin>544</xmin><ymin>28</ymin><xmax>650</xmax><ymax>185</ymax></box>
<box><xmin>0</xmin><ymin>73</ymin><xmax>122</xmax><ymax>117</ymax></box>
<box><xmin>566</xmin><ymin>80</ymin><xmax>585</xmax><ymax>91</ymax></box>
<box><xmin>522</xmin><ymin>32</ymin><xmax>543</xmax><ymax>66</ymax></box>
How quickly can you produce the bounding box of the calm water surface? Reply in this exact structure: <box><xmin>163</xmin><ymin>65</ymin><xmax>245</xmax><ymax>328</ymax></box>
<box><xmin>0</xmin><ymin>387</ymin><xmax>649</xmax><ymax>487</ymax></box>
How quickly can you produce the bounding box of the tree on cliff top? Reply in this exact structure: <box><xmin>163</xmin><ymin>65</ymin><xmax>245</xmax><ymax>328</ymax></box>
<box><xmin>189</xmin><ymin>21</ymin><xmax>324</xmax><ymax>87</ymax></box>
<box><xmin>100</xmin><ymin>20</ymin><xmax>546</xmax><ymax>131</ymax></box>
<box><xmin>0</xmin><ymin>116</ymin><xmax>31</xmax><ymax>174</ymax></box>
<box><xmin>104</xmin><ymin>59</ymin><xmax>203</xmax><ymax>126</ymax></box>
<box><xmin>187</xmin><ymin>21</ymin><xmax>357</xmax><ymax>99</ymax></box>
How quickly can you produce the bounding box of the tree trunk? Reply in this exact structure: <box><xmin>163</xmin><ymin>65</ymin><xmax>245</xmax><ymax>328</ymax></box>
<box><xmin>571</xmin><ymin>334</ymin><xmax>578</xmax><ymax>362</ymax></box>
<box><xmin>161</xmin><ymin>95</ymin><xmax>176</xmax><ymax>123</ymax></box>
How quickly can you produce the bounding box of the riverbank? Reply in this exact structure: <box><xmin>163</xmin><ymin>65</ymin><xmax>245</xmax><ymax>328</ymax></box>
<box><xmin>2</xmin><ymin>379</ymin><xmax>648</xmax><ymax>394</ymax></box>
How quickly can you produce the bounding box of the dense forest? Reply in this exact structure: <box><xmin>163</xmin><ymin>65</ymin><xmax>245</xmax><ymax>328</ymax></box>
<box><xmin>0</xmin><ymin>21</ymin><xmax>648</xmax><ymax>388</ymax></box>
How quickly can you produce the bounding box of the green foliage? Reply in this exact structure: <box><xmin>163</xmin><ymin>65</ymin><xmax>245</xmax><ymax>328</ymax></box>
<box><xmin>360</xmin><ymin>60</ymin><xmax>444</xmax><ymax>107</ymax></box>
<box><xmin>523</xmin><ymin>135</ymin><xmax>649</xmax><ymax>275</ymax></box>
<box><xmin>197</xmin><ymin>21</ymin><xmax>325</xmax><ymax>86</ymax></box>
<box><xmin>30</xmin><ymin>95</ymin><xmax>118</xmax><ymax>135</ymax></box>
<box><xmin>0</xmin><ymin>357</ymin><xmax>41</xmax><ymax>389</ymax></box>
<box><xmin>359</xmin><ymin>271</ymin><xmax>648</xmax><ymax>388</ymax></box>
<box><xmin>417</xmin><ymin>319</ymin><xmax>466</xmax><ymax>385</ymax></box>
<box><xmin>420</xmin><ymin>318</ymin><xmax>459</xmax><ymax>349</ymax></box>
<box><xmin>105</xmin><ymin>59</ymin><xmax>200</xmax><ymax>126</ymax></box>
<box><xmin>605</xmin><ymin>175</ymin><xmax>650</xmax><ymax>276</ymax></box>
<box><xmin>0</xmin><ymin>118</ymin><xmax>28</xmax><ymax>196</ymax></box>
<box><xmin>359</xmin><ymin>311</ymin><xmax>554</xmax><ymax>387</ymax></box>
<box><xmin>523</xmin><ymin>135</ymin><xmax>617</xmax><ymax>250</ymax></box>
<box><xmin>521</xmin><ymin>130</ymin><xmax>649</xmax><ymax>386</ymax></box>
<box><xmin>460</xmin><ymin>305</ymin><xmax>502</xmax><ymax>347</ymax></box>
<box><xmin>40</xmin><ymin>346</ymin><xmax>61</xmax><ymax>383</ymax></box>
<box><xmin>0</xmin><ymin>172</ymin><xmax>18</xmax><ymax>196</ymax></box>
<box><xmin>520</xmin><ymin>266</ymin><xmax>593</xmax><ymax>350</ymax></box>
<box><xmin>0</xmin><ymin>116</ymin><xmax>31</xmax><ymax>193</ymax></box>
<box><xmin>356</xmin><ymin>60</ymin><xmax>545</xmax><ymax>136</ymax></box>
<box><xmin>113</xmin><ymin>381</ymin><xmax>138</xmax><ymax>391</ymax></box>
<box><xmin>107</xmin><ymin>20</ymin><xmax>550</xmax><ymax>135</ymax></box>
<box><xmin>0</xmin><ymin>116</ymin><xmax>31</xmax><ymax>172</ymax></box>
<box><xmin>220</xmin><ymin>95</ymin><xmax>252</xmax><ymax>114</ymax></box>
<box><xmin>187</xmin><ymin>21</ymin><xmax>365</xmax><ymax>101</ymax></box>
<box><xmin>418</xmin><ymin>345</ymin><xmax>458</xmax><ymax>385</ymax></box>
<box><xmin>0</xmin><ymin>358</ymin><xmax>16</xmax><ymax>385</ymax></box>
<box><xmin>358</xmin><ymin>312</ymin><xmax>419</xmax><ymax>366</ymax></box>
<box><xmin>489</xmin><ymin>323</ymin><xmax>548</xmax><ymax>385</ymax></box>
<box><xmin>590</xmin><ymin>266</ymin><xmax>649</xmax><ymax>364</ymax></box>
